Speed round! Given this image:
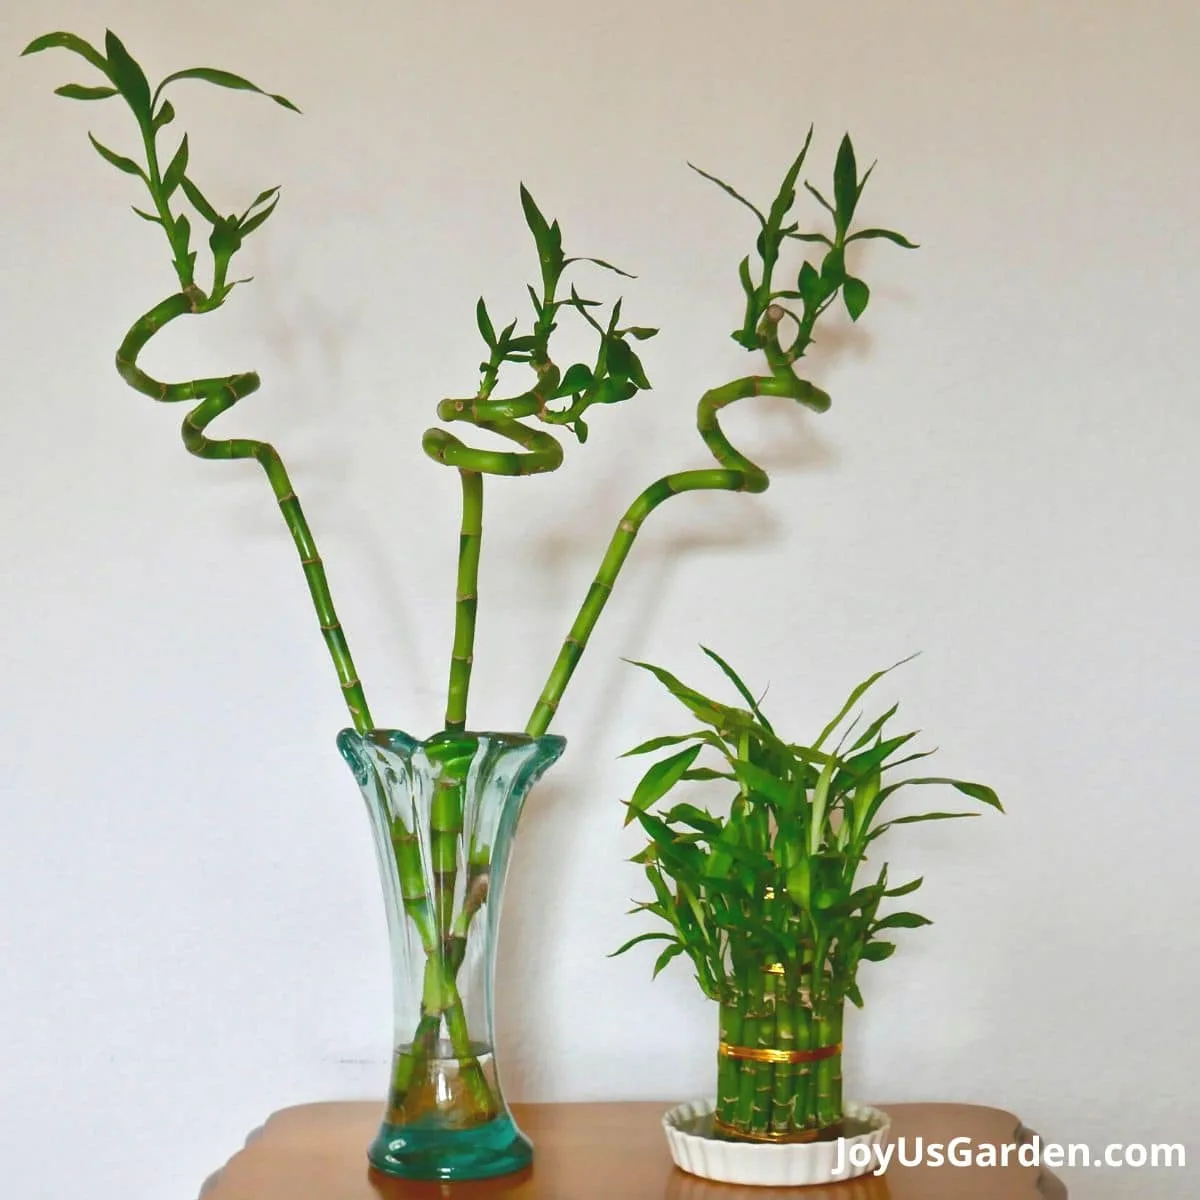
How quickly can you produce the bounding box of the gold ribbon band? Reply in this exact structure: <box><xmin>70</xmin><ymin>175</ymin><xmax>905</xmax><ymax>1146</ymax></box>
<box><xmin>718</xmin><ymin>1040</ymin><xmax>842</xmax><ymax>1065</ymax></box>
<box><xmin>711</xmin><ymin>1115</ymin><xmax>821</xmax><ymax>1143</ymax></box>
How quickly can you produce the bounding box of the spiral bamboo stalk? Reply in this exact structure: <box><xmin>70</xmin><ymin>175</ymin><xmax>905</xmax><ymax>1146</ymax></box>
<box><xmin>423</xmin><ymin>356</ymin><xmax>565</xmax><ymax>731</ymax></box>
<box><xmin>114</xmin><ymin>296</ymin><xmax>374</xmax><ymax>732</ymax></box>
<box><xmin>525</xmin><ymin>308</ymin><xmax>831</xmax><ymax>736</ymax></box>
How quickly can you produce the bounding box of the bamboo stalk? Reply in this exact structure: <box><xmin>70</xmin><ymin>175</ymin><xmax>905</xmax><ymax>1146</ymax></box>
<box><xmin>815</xmin><ymin>1002</ymin><xmax>844</xmax><ymax>1129</ymax></box>
<box><xmin>396</xmin><ymin>740</ymin><xmax>496</xmax><ymax>1122</ymax></box>
<box><xmin>791</xmin><ymin>998</ymin><xmax>815</xmax><ymax>1132</ymax></box>
<box><xmin>716</xmin><ymin>990</ymin><xmax>742</xmax><ymax>1130</ymax></box>
<box><xmin>753</xmin><ymin>970</ymin><xmax>777</xmax><ymax>1136</ymax></box>
<box><xmin>445</xmin><ymin>470</ymin><xmax>483</xmax><ymax>732</ymax></box>
<box><xmin>423</xmin><ymin>363</ymin><xmax>563</xmax><ymax>736</ymax></box>
<box><xmin>733</xmin><ymin>965</ymin><xmax>760</xmax><ymax>1131</ymax></box>
<box><xmin>525</xmin><ymin>310</ymin><xmax>831</xmax><ymax>736</ymax></box>
<box><xmin>115</xmin><ymin>297</ymin><xmax>373</xmax><ymax>732</ymax></box>
<box><xmin>770</xmin><ymin>978</ymin><xmax>796</xmax><ymax>1135</ymax></box>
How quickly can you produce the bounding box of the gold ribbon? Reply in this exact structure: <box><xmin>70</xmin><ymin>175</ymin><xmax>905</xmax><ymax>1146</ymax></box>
<box><xmin>718</xmin><ymin>1040</ymin><xmax>842</xmax><ymax>1065</ymax></box>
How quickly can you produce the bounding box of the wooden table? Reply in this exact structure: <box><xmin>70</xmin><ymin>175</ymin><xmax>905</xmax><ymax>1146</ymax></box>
<box><xmin>200</xmin><ymin>1101</ymin><xmax>1067</xmax><ymax>1199</ymax></box>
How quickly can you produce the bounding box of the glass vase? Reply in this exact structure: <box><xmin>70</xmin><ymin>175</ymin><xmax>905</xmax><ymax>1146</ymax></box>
<box><xmin>338</xmin><ymin>727</ymin><xmax>565</xmax><ymax>1181</ymax></box>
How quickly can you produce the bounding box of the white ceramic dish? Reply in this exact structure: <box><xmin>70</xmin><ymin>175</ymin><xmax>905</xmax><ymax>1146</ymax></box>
<box><xmin>662</xmin><ymin>1099</ymin><xmax>891</xmax><ymax>1187</ymax></box>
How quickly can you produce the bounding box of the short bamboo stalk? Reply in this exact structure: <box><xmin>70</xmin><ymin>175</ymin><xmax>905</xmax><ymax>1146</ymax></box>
<box><xmin>715</xmin><ymin>973</ymin><xmax>842</xmax><ymax>1141</ymax></box>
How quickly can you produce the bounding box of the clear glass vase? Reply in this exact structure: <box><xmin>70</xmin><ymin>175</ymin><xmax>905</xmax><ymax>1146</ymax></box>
<box><xmin>338</xmin><ymin>727</ymin><xmax>565</xmax><ymax>1181</ymax></box>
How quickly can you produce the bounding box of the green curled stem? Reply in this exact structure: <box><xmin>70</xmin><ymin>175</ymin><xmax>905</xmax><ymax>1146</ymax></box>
<box><xmin>423</xmin><ymin>359</ymin><xmax>567</xmax><ymax>730</ymax></box>
<box><xmin>525</xmin><ymin>308</ymin><xmax>830</xmax><ymax>737</ymax></box>
<box><xmin>115</xmin><ymin>291</ymin><xmax>374</xmax><ymax>732</ymax></box>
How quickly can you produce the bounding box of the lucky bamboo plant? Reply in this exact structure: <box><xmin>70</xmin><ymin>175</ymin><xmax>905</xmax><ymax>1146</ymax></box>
<box><xmin>24</xmin><ymin>27</ymin><xmax>918</xmax><ymax>1163</ymax></box>
<box><xmin>615</xmin><ymin>649</ymin><xmax>1002</xmax><ymax>1142</ymax></box>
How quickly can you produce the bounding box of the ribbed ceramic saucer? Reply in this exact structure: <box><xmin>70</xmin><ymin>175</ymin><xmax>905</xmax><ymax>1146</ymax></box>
<box><xmin>663</xmin><ymin>1099</ymin><xmax>890</xmax><ymax>1186</ymax></box>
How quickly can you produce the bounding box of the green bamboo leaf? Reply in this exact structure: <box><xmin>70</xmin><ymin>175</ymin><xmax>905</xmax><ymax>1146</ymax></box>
<box><xmin>555</xmin><ymin>362</ymin><xmax>593</xmax><ymax>396</ymax></box>
<box><xmin>21</xmin><ymin>31</ymin><xmax>111</xmax><ymax>75</ymax></box>
<box><xmin>153</xmin><ymin>99</ymin><xmax>175</xmax><ymax>129</ymax></box>
<box><xmin>625</xmin><ymin>659</ymin><xmax>740</xmax><ymax>731</ymax></box>
<box><xmin>179</xmin><ymin>175</ymin><xmax>219</xmax><ymax>224</ymax></box>
<box><xmin>844</xmin><ymin>883</ymin><xmax>886</xmax><ymax>913</ymax></box>
<box><xmin>103</xmin><ymin>30</ymin><xmax>151</xmax><ymax>119</ymax></box>
<box><xmin>813</xmin><ymin>654</ymin><xmax>918</xmax><ymax>750</ymax></box>
<box><xmin>712</xmin><ymin>837</ymin><xmax>773</xmax><ymax>877</ymax></box>
<box><xmin>859</xmin><ymin>940</ymin><xmax>896</xmax><ymax>962</ymax></box>
<box><xmin>850</xmin><ymin>703</ymin><xmax>899</xmax><ymax>751</ymax></box>
<box><xmin>687</xmin><ymin>162</ymin><xmax>766</xmax><ymax>226</ymax></box>
<box><xmin>785</xmin><ymin>856</ymin><xmax>812</xmax><ymax>906</ymax></box>
<box><xmin>155</xmin><ymin>67</ymin><xmax>300</xmax><ymax>112</ymax></box>
<box><xmin>797</xmin><ymin>259</ymin><xmax>823</xmax><ymax>307</ymax></box>
<box><xmin>873</xmin><ymin>911</ymin><xmax>932</xmax><ymax>931</ymax></box>
<box><xmin>623</xmin><ymin>344</ymin><xmax>652</xmax><ymax>392</ymax></box>
<box><xmin>238</xmin><ymin>194</ymin><xmax>279</xmax><ymax>236</ymax></box>
<box><xmin>804</xmin><ymin>182</ymin><xmax>836</xmax><ymax>216</ymax></box>
<box><xmin>878</xmin><ymin>776</ymin><xmax>1003</xmax><ymax>812</ymax></box>
<box><xmin>737</xmin><ymin>255</ymin><xmax>756</xmax><ymax>302</ymax></box>
<box><xmin>624</xmin><ymin>744</ymin><xmax>703</xmax><ymax>825</ymax></box>
<box><xmin>209</xmin><ymin>216</ymin><xmax>243</xmax><ymax>259</ymax></box>
<box><xmin>700</xmin><ymin>645</ymin><xmax>774</xmax><ymax>733</ymax></box>
<box><xmin>843</xmin><ymin>276</ymin><xmax>870</xmax><ymax>322</ymax></box>
<box><xmin>729</xmin><ymin>760</ymin><xmax>792</xmax><ymax>807</ymax></box>
<box><xmin>883</xmin><ymin>749</ymin><xmax>939</xmax><ymax>776</ymax></box>
<box><xmin>884</xmin><ymin>876</ymin><xmax>923</xmax><ymax>898</ymax></box>
<box><xmin>867</xmin><ymin>811</ymin><xmax>979</xmax><ymax>844</ymax></box>
<box><xmin>644</xmin><ymin>864</ymin><xmax>677</xmax><ymax>915</ymax></box>
<box><xmin>846</xmin><ymin>227</ymin><xmax>919</xmax><ymax>249</ymax></box>
<box><xmin>677</xmin><ymin>880</ymin><xmax>709</xmax><ymax>939</ymax></box>
<box><xmin>475</xmin><ymin>297</ymin><xmax>497</xmax><ymax>348</ymax></box>
<box><xmin>638</xmin><ymin>831</ymin><xmax>704</xmax><ymax>884</ymax></box>
<box><xmin>652</xmin><ymin>942</ymin><xmax>686</xmax><ymax>977</ymax></box>
<box><xmin>625</xmin><ymin>326</ymin><xmax>658</xmax><ymax>340</ymax></box>
<box><xmin>608</xmin><ymin>931</ymin><xmax>677</xmax><ymax>958</ymax></box>
<box><xmin>606</xmin><ymin>338</ymin><xmax>632</xmax><ymax>379</ymax></box>
<box><xmin>87</xmin><ymin>132</ymin><xmax>145</xmax><ymax>180</ymax></box>
<box><xmin>622</xmin><ymin>731</ymin><xmax>713</xmax><ymax>757</ymax></box>
<box><xmin>241</xmin><ymin>186</ymin><xmax>281</xmax><ymax>214</ymax></box>
<box><xmin>833</xmin><ymin>134</ymin><xmax>858</xmax><ymax>228</ymax></box>
<box><xmin>766</xmin><ymin>127</ymin><xmax>813</xmax><ymax>232</ymax></box>
<box><xmin>681</xmin><ymin>767</ymin><xmax>734</xmax><ymax>782</ymax></box>
<box><xmin>837</xmin><ymin>733</ymin><xmax>918</xmax><ymax>789</ymax></box>
<box><xmin>821</xmin><ymin>246</ymin><xmax>845</xmax><ymax>284</ymax></box>
<box><xmin>661</xmin><ymin>803</ymin><xmax>722</xmax><ymax>838</ymax></box>
<box><xmin>846</xmin><ymin>980</ymin><xmax>865</xmax><ymax>1007</ymax></box>
<box><xmin>519</xmin><ymin>183</ymin><xmax>553</xmax><ymax>252</ymax></box>
<box><xmin>785</xmin><ymin>230</ymin><xmax>833</xmax><ymax>246</ymax></box>
<box><xmin>808</xmin><ymin>754</ymin><xmax>837</xmax><ymax>855</ymax></box>
<box><xmin>130</xmin><ymin>205</ymin><xmax>161</xmax><ymax>224</ymax></box>
<box><xmin>161</xmin><ymin>135</ymin><xmax>188</xmax><ymax>197</ymax></box>
<box><xmin>572</xmin><ymin>418</ymin><xmax>588</xmax><ymax>444</ymax></box>
<box><xmin>171</xmin><ymin>211</ymin><xmax>192</xmax><ymax>255</ymax></box>
<box><xmin>564</xmin><ymin>255</ymin><xmax>635</xmax><ymax>278</ymax></box>
<box><xmin>54</xmin><ymin>83</ymin><xmax>118</xmax><ymax>101</ymax></box>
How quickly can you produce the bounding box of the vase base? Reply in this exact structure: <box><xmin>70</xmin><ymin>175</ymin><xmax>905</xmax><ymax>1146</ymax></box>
<box><xmin>367</xmin><ymin>1113</ymin><xmax>533</xmax><ymax>1181</ymax></box>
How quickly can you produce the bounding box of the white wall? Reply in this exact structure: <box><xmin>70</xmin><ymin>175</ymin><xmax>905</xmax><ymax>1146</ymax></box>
<box><xmin>2</xmin><ymin>2</ymin><xmax>1197</xmax><ymax>1197</ymax></box>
